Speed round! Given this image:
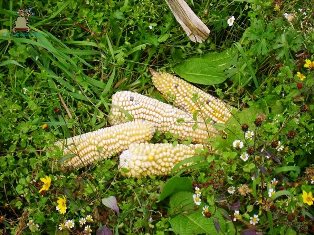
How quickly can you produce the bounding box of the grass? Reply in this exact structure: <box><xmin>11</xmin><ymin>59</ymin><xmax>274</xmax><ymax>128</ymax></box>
<box><xmin>0</xmin><ymin>0</ymin><xmax>313</xmax><ymax>234</ymax></box>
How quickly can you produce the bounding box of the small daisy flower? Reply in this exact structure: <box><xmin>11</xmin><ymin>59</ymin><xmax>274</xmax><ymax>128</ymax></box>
<box><xmin>268</xmin><ymin>188</ymin><xmax>275</xmax><ymax>197</ymax></box>
<box><xmin>79</xmin><ymin>218</ymin><xmax>86</xmax><ymax>226</ymax></box>
<box><xmin>202</xmin><ymin>205</ymin><xmax>211</xmax><ymax>217</ymax></box>
<box><xmin>233</xmin><ymin>140</ymin><xmax>244</xmax><ymax>149</ymax></box>
<box><xmin>193</xmin><ymin>194</ymin><xmax>201</xmax><ymax>206</ymax></box>
<box><xmin>245</xmin><ymin>131</ymin><xmax>254</xmax><ymax>140</ymax></box>
<box><xmin>27</xmin><ymin>220</ymin><xmax>39</xmax><ymax>232</ymax></box>
<box><xmin>84</xmin><ymin>225</ymin><xmax>92</xmax><ymax>235</ymax></box>
<box><xmin>240</xmin><ymin>153</ymin><xmax>249</xmax><ymax>162</ymax></box>
<box><xmin>276</xmin><ymin>142</ymin><xmax>284</xmax><ymax>152</ymax></box>
<box><xmin>283</xmin><ymin>13</ymin><xmax>295</xmax><ymax>22</ymax></box>
<box><xmin>227</xmin><ymin>186</ymin><xmax>235</xmax><ymax>194</ymax></box>
<box><xmin>195</xmin><ymin>186</ymin><xmax>201</xmax><ymax>195</ymax></box>
<box><xmin>250</xmin><ymin>214</ymin><xmax>259</xmax><ymax>225</ymax></box>
<box><xmin>58</xmin><ymin>223</ymin><xmax>66</xmax><ymax>231</ymax></box>
<box><xmin>65</xmin><ymin>219</ymin><xmax>75</xmax><ymax>229</ymax></box>
<box><xmin>227</xmin><ymin>16</ymin><xmax>235</xmax><ymax>26</ymax></box>
<box><xmin>233</xmin><ymin>210</ymin><xmax>242</xmax><ymax>221</ymax></box>
<box><xmin>85</xmin><ymin>215</ymin><xmax>93</xmax><ymax>222</ymax></box>
<box><xmin>271</xmin><ymin>178</ymin><xmax>278</xmax><ymax>186</ymax></box>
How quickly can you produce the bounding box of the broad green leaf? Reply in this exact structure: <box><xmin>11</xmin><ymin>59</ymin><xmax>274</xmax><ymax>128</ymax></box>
<box><xmin>174</xmin><ymin>49</ymin><xmax>237</xmax><ymax>85</ymax></box>
<box><xmin>170</xmin><ymin>204</ymin><xmax>235</xmax><ymax>235</ymax></box>
<box><xmin>169</xmin><ymin>191</ymin><xmax>195</xmax><ymax>215</ymax></box>
<box><xmin>159</xmin><ymin>177</ymin><xmax>192</xmax><ymax>202</ymax></box>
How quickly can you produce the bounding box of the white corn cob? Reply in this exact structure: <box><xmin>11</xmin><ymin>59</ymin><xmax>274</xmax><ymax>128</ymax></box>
<box><xmin>150</xmin><ymin>69</ymin><xmax>232</xmax><ymax>123</ymax></box>
<box><xmin>119</xmin><ymin>143</ymin><xmax>203</xmax><ymax>177</ymax></box>
<box><xmin>108</xmin><ymin>91</ymin><xmax>218</xmax><ymax>144</ymax></box>
<box><xmin>56</xmin><ymin>120</ymin><xmax>155</xmax><ymax>169</ymax></box>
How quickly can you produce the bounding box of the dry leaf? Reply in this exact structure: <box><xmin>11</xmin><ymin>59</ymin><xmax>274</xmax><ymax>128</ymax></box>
<box><xmin>166</xmin><ymin>0</ymin><xmax>210</xmax><ymax>43</ymax></box>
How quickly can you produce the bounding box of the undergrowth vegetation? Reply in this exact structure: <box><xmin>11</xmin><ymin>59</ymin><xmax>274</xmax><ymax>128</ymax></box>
<box><xmin>0</xmin><ymin>0</ymin><xmax>313</xmax><ymax>234</ymax></box>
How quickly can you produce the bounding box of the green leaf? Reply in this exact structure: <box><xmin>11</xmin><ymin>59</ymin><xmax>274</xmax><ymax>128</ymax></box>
<box><xmin>272</xmin><ymin>190</ymin><xmax>293</xmax><ymax>200</ymax></box>
<box><xmin>170</xmin><ymin>205</ymin><xmax>235</xmax><ymax>235</ymax></box>
<box><xmin>274</xmin><ymin>166</ymin><xmax>300</xmax><ymax>175</ymax></box>
<box><xmin>159</xmin><ymin>177</ymin><xmax>192</xmax><ymax>202</ymax></box>
<box><xmin>173</xmin><ymin>49</ymin><xmax>236</xmax><ymax>85</ymax></box>
<box><xmin>169</xmin><ymin>191</ymin><xmax>195</xmax><ymax>215</ymax></box>
<box><xmin>0</xmin><ymin>59</ymin><xmax>25</xmax><ymax>68</ymax></box>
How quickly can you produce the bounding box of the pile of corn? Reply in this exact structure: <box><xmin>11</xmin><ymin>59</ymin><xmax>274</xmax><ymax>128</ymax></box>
<box><xmin>56</xmin><ymin>70</ymin><xmax>233</xmax><ymax>177</ymax></box>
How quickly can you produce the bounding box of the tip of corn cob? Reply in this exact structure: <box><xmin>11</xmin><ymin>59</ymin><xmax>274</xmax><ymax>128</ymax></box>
<box><xmin>119</xmin><ymin>143</ymin><xmax>204</xmax><ymax>177</ymax></box>
<box><xmin>57</xmin><ymin>120</ymin><xmax>155</xmax><ymax>169</ymax></box>
<box><xmin>150</xmin><ymin>70</ymin><xmax>233</xmax><ymax>124</ymax></box>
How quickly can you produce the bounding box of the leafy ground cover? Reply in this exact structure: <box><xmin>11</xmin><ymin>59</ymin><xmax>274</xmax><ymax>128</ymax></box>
<box><xmin>0</xmin><ymin>0</ymin><xmax>313</xmax><ymax>234</ymax></box>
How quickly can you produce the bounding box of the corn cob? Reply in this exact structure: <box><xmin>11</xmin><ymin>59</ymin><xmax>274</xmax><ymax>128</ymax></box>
<box><xmin>119</xmin><ymin>143</ymin><xmax>203</xmax><ymax>177</ymax></box>
<box><xmin>108</xmin><ymin>91</ymin><xmax>218</xmax><ymax>144</ymax></box>
<box><xmin>150</xmin><ymin>69</ymin><xmax>232</xmax><ymax>123</ymax></box>
<box><xmin>56</xmin><ymin>120</ymin><xmax>155</xmax><ymax>169</ymax></box>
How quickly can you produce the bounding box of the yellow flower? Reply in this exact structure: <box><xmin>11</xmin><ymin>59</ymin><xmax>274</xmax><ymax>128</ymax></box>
<box><xmin>274</xmin><ymin>4</ymin><xmax>280</xmax><ymax>12</ymax></box>
<box><xmin>39</xmin><ymin>176</ymin><xmax>51</xmax><ymax>193</ymax></box>
<box><xmin>304</xmin><ymin>59</ymin><xmax>314</xmax><ymax>69</ymax></box>
<box><xmin>296</xmin><ymin>72</ymin><xmax>306</xmax><ymax>81</ymax></box>
<box><xmin>56</xmin><ymin>196</ymin><xmax>67</xmax><ymax>214</ymax></box>
<box><xmin>302</xmin><ymin>191</ymin><xmax>314</xmax><ymax>206</ymax></box>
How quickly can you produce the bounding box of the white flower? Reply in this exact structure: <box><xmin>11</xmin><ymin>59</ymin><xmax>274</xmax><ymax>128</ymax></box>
<box><xmin>27</xmin><ymin>220</ymin><xmax>39</xmax><ymax>232</ymax></box>
<box><xmin>233</xmin><ymin>140</ymin><xmax>244</xmax><ymax>149</ymax></box>
<box><xmin>276</xmin><ymin>141</ymin><xmax>284</xmax><ymax>152</ymax></box>
<box><xmin>233</xmin><ymin>210</ymin><xmax>241</xmax><ymax>221</ymax></box>
<box><xmin>79</xmin><ymin>218</ymin><xmax>86</xmax><ymax>226</ymax></box>
<box><xmin>202</xmin><ymin>205</ymin><xmax>210</xmax><ymax>217</ymax></box>
<box><xmin>283</xmin><ymin>13</ymin><xmax>295</xmax><ymax>22</ymax></box>
<box><xmin>227</xmin><ymin>16</ymin><xmax>235</xmax><ymax>26</ymax></box>
<box><xmin>22</xmin><ymin>87</ymin><xmax>28</xmax><ymax>94</ymax></box>
<box><xmin>250</xmin><ymin>214</ymin><xmax>259</xmax><ymax>225</ymax></box>
<box><xmin>195</xmin><ymin>186</ymin><xmax>201</xmax><ymax>195</ymax></box>
<box><xmin>227</xmin><ymin>186</ymin><xmax>235</xmax><ymax>194</ymax></box>
<box><xmin>84</xmin><ymin>225</ymin><xmax>92</xmax><ymax>235</ymax></box>
<box><xmin>148</xmin><ymin>25</ymin><xmax>153</xmax><ymax>30</ymax></box>
<box><xmin>311</xmin><ymin>177</ymin><xmax>314</xmax><ymax>184</ymax></box>
<box><xmin>193</xmin><ymin>193</ymin><xmax>201</xmax><ymax>206</ymax></box>
<box><xmin>240</xmin><ymin>153</ymin><xmax>249</xmax><ymax>162</ymax></box>
<box><xmin>268</xmin><ymin>188</ymin><xmax>275</xmax><ymax>197</ymax></box>
<box><xmin>85</xmin><ymin>215</ymin><xmax>93</xmax><ymax>222</ymax></box>
<box><xmin>245</xmin><ymin>131</ymin><xmax>254</xmax><ymax>140</ymax></box>
<box><xmin>65</xmin><ymin>219</ymin><xmax>75</xmax><ymax>229</ymax></box>
<box><xmin>271</xmin><ymin>178</ymin><xmax>278</xmax><ymax>185</ymax></box>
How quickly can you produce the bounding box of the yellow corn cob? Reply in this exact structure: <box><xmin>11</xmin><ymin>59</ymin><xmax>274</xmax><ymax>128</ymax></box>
<box><xmin>119</xmin><ymin>143</ymin><xmax>203</xmax><ymax>177</ymax></box>
<box><xmin>56</xmin><ymin>120</ymin><xmax>155</xmax><ymax>169</ymax></box>
<box><xmin>150</xmin><ymin>69</ymin><xmax>232</xmax><ymax>123</ymax></box>
<box><xmin>108</xmin><ymin>91</ymin><xmax>218</xmax><ymax>144</ymax></box>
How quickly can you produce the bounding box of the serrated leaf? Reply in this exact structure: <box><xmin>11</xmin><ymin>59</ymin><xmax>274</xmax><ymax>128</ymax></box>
<box><xmin>170</xmin><ymin>207</ymin><xmax>235</xmax><ymax>235</ymax></box>
<box><xmin>159</xmin><ymin>177</ymin><xmax>192</xmax><ymax>202</ymax></box>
